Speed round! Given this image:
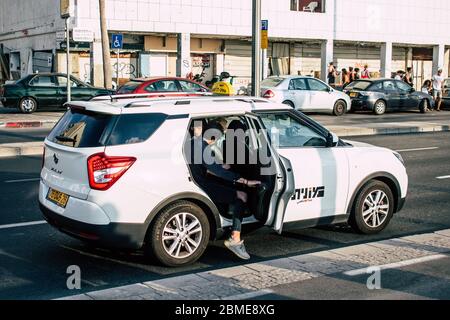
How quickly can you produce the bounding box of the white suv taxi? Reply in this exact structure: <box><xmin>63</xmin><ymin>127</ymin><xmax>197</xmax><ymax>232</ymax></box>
<box><xmin>39</xmin><ymin>96</ymin><xmax>408</xmax><ymax>267</ymax></box>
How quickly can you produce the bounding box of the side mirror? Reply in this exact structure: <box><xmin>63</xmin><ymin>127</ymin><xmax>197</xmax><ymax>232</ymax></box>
<box><xmin>326</xmin><ymin>132</ymin><xmax>339</xmax><ymax>148</ymax></box>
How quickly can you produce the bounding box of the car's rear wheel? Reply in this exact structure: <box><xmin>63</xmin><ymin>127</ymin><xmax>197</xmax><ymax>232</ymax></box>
<box><xmin>147</xmin><ymin>201</ymin><xmax>210</xmax><ymax>267</ymax></box>
<box><xmin>19</xmin><ymin>97</ymin><xmax>37</xmax><ymax>114</ymax></box>
<box><xmin>373</xmin><ymin>100</ymin><xmax>386</xmax><ymax>115</ymax></box>
<box><xmin>282</xmin><ymin>100</ymin><xmax>295</xmax><ymax>109</ymax></box>
<box><xmin>349</xmin><ymin>180</ymin><xmax>395</xmax><ymax>235</ymax></box>
<box><xmin>333</xmin><ymin>100</ymin><xmax>347</xmax><ymax>116</ymax></box>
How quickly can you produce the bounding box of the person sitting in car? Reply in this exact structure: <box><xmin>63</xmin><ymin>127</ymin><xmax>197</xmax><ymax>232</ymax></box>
<box><xmin>188</xmin><ymin>120</ymin><xmax>261</xmax><ymax>260</ymax></box>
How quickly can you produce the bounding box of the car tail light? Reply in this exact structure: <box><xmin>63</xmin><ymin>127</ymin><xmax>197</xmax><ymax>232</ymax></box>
<box><xmin>263</xmin><ymin>90</ymin><xmax>275</xmax><ymax>99</ymax></box>
<box><xmin>87</xmin><ymin>153</ymin><xmax>136</xmax><ymax>191</ymax></box>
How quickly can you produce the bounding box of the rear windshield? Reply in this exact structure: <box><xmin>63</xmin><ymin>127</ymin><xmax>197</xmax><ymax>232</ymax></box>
<box><xmin>345</xmin><ymin>81</ymin><xmax>372</xmax><ymax>91</ymax></box>
<box><xmin>261</xmin><ymin>77</ymin><xmax>284</xmax><ymax>87</ymax></box>
<box><xmin>47</xmin><ymin>109</ymin><xmax>167</xmax><ymax>148</ymax></box>
<box><xmin>117</xmin><ymin>81</ymin><xmax>142</xmax><ymax>94</ymax></box>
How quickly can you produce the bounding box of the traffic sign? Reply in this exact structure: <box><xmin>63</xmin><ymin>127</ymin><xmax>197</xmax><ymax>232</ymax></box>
<box><xmin>261</xmin><ymin>20</ymin><xmax>269</xmax><ymax>49</ymax></box>
<box><xmin>111</xmin><ymin>34</ymin><xmax>123</xmax><ymax>49</ymax></box>
<box><xmin>73</xmin><ymin>28</ymin><xmax>94</xmax><ymax>42</ymax></box>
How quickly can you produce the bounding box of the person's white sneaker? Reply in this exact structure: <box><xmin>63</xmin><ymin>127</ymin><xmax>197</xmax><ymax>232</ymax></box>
<box><xmin>224</xmin><ymin>238</ymin><xmax>250</xmax><ymax>260</ymax></box>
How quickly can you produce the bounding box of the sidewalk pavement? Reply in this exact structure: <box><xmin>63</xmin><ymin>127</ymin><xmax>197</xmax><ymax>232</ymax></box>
<box><xmin>58</xmin><ymin>229</ymin><xmax>450</xmax><ymax>300</ymax></box>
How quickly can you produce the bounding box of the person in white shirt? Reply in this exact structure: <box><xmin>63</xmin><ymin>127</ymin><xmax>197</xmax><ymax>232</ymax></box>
<box><xmin>432</xmin><ymin>69</ymin><xmax>445</xmax><ymax>111</ymax></box>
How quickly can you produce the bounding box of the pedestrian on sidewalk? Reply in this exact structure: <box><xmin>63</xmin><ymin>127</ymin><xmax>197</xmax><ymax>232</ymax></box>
<box><xmin>432</xmin><ymin>69</ymin><xmax>445</xmax><ymax>111</ymax></box>
<box><xmin>403</xmin><ymin>67</ymin><xmax>414</xmax><ymax>87</ymax></box>
<box><xmin>354</xmin><ymin>68</ymin><xmax>361</xmax><ymax>80</ymax></box>
<box><xmin>327</xmin><ymin>62</ymin><xmax>337</xmax><ymax>85</ymax></box>
<box><xmin>361</xmin><ymin>64</ymin><xmax>370</xmax><ymax>79</ymax></box>
<box><xmin>349</xmin><ymin>67</ymin><xmax>356</xmax><ymax>83</ymax></box>
<box><xmin>341</xmin><ymin>68</ymin><xmax>350</xmax><ymax>88</ymax></box>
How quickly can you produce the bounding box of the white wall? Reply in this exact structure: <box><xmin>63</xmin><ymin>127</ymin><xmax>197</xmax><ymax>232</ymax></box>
<box><xmin>69</xmin><ymin>0</ymin><xmax>450</xmax><ymax>47</ymax></box>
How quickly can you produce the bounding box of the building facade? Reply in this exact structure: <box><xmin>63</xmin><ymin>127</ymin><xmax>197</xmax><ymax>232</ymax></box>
<box><xmin>1</xmin><ymin>0</ymin><xmax>449</xmax><ymax>90</ymax></box>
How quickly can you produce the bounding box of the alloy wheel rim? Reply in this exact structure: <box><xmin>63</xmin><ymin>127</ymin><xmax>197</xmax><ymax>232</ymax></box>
<box><xmin>362</xmin><ymin>190</ymin><xmax>389</xmax><ymax>228</ymax></box>
<box><xmin>22</xmin><ymin>99</ymin><xmax>34</xmax><ymax>112</ymax></box>
<box><xmin>162</xmin><ymin>212</ymin><xmax>202</xmax><ymax>259</ymax></box>
<box><xmin>375</xmin><ymin>102</ymin><xmax>385</xmax><ymax>114</ymax></box>
<box><xmin>336</xmin><ymin>103</ymin><xmax>344</xmax><ymax>114</ymax></box>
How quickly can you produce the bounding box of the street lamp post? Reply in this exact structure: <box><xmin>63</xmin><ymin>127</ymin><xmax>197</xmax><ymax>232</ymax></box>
<box><xmin>251</xmin><ymin>0</ymin><xmax>262</xmax><ymax>97</ymax></box>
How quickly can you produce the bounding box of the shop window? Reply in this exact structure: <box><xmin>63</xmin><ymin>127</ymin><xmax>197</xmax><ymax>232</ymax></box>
<box><xmin>290</xmin><ymin>0</ymin><xmax>325</xmax><ymax>13</ymax></box>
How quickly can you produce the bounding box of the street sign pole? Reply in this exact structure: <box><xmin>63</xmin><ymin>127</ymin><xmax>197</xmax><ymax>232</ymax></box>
<box><xmin>65</xmin><ymin>17</ymin><xmax>71</xmax><ymax>103</ymax></box>
<box><xmin>251</xmin><ymin>0</ymin><xmax>262</xmax><ymax>97</ymax></box>
<box><xmin>116</xmin><ymin>49</ymin><xmax>119</xmax><ymax>90</ymax></box>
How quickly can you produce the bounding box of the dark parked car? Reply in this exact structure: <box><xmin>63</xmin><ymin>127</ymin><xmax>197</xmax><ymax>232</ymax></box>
<box><xmin>344</xmin><ymin>79</ymin><xmax>434</xmax><ymax>115</ymax></box>
<box><xmin>0</xmin><ymin>73</ymin><xmax>114</xmax><ymax>113</ymax></box>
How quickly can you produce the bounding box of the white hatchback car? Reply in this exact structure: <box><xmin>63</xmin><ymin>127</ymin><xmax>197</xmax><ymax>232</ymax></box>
<box><xmin>261</xmin><ymin>76</ymin><xmax>351</xmax><ymax>116</ymax></box>
<box><xmin>39</xmin><ymin>96</ymin><xmax>407</xmax><ymax>267</ymax></box>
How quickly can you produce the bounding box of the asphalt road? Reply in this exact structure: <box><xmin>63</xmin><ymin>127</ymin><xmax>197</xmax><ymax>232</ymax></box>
<box><xmin>0</xmin><ymin>132</ymin><xmax>449</xmax><ymax>300</ymax></box>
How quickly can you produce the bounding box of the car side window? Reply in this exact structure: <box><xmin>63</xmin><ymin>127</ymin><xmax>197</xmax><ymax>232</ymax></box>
<box><xmin>57</xmin><ymin>76</ymin><xmax>79</xmax><ymax>88</ymax></box>
<box><xmin>259</xmin><ymin>113</ymin><xmax>327</xmax><ymax>148</ymax></box>
<box><xmin>396</xmin><ymin>81</ymin><xmax>412</xmax><ymax>93</ymax></box>
<box><xmin>179</xmin><ymin>80</ymin><xmax>205</xmax><ymax>92</ymax></box>
<box><xmin>144</xmin><ymin>84</ymin><xmax>157</xmax><ymax>92</ymax></box>
<box><xmin>289</xmin><ymin>78</ymin><xmax>308</xmax><ymax>91</ymax></box>
<box><xmin>383</xmin><ymin>81</ymin><xmax>398</xmax><ymax>92</ymax></box>
<box><xmin>29</xmin><ymin>76</ymin><xmax>56</xmax><ymax>87</ymax></box>
<box><xmin>368</xmin><ymin>82</ymin><xmax>383</xmax><ymax>92</ymax></box>
<box><xmin>306</xmin><ymin>79</ymin><xmax>329</xmax><ymax>92</ymax></box>
<box><xmin>152</xmin><ymin>80</ymin><xmax>179</xmax><ymax>92</ymax></box>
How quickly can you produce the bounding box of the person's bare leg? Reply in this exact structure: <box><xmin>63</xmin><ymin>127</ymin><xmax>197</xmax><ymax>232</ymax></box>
<box><xmin>231</xmin><ymin>231</ymin><xmax>241</xmax><ymax>242</ymax></box>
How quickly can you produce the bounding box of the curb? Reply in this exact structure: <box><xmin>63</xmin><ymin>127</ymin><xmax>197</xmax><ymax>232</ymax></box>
<box><xmin>328</xmin><ymin>123</ymin><xmax>450</xmax><ymax>137</ymax></box>
<box><xmin>0</xmin><ymin>142</ymin><xmax>43</xmax><ymax>158</ymax></box>
<box><xmin>0</xmin><ymin>120</ymin><xmax>58</xmax><ymax>129</ymax></box>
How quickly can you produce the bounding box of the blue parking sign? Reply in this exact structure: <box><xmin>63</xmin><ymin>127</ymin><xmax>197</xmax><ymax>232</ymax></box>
<box><xmin>112</xmin><ymin>34</ymin><xmax>123</xmax><ymax>49</ymax></box>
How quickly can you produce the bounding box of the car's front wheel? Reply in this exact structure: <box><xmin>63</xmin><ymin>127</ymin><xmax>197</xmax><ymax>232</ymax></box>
<box><xmin>333</xmin><ymin>100</ymin><xmax>347</xmax><ymax>116</ymax></box>
<box><xmin>373</xmin><ymin>100</ymin><xmax>387</xmax><ymax>115</ymax></box>
<box><xmin>147</xmin><ymin>201</ymin><xmax>210</xmax><ymax>267</ymax></box>
<box><xmin>349</xmin><ymin>180</ymin><xmax>395</xmax><ymax>234</ymax></box>
<box><xmin>18</xmin><ymin>97</ymin><xmax>37</xmax><ymax>113</ymax></box>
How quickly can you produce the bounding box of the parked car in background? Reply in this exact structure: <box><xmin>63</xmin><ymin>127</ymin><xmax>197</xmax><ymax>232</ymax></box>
<box><xmin>260</xmin><ymin>76</ymin><xmax>351</xmax><ymax>116</ymax></box>
<box><xmin>0</xmin><ymin>73</ymin><xmax>114</xmax><ymax>113</ymax></box>
<box><xmin>117</xmin><ymin>77</ymin><xmax>212</xmax><ymax>98</ymax></box>
<box><xmin>344</xmin><ymin>79</ymin><xmax>434</xmax><ymax>115</ymax></box>
<box><xmin>443</xmin><ymin>78</ymin><xmax>450</xmax><ymax>107</ymax></box>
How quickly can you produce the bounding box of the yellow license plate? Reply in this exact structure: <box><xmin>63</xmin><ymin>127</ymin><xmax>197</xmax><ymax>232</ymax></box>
<box><xmin>47</xmin><ymin>188</ymin><xmax>69</xmax><ymax>208</ymax></box>
<box><xmin>350</xmin><ymin>92</ymin><xmax>358</xmax><ymax>97</ymax></box>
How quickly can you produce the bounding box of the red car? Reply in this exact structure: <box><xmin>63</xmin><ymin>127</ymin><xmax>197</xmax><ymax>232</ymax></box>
<box><xmin>117</xmin><ymin>77</ymin><xmax>211</xmax><ymax>98</ymax></box>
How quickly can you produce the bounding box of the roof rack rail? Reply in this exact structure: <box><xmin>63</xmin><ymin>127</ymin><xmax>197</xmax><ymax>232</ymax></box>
<box><xmin>90</xmin><ymin>93</ymin><xmax>162</xmax><ymax>102</ymax></box>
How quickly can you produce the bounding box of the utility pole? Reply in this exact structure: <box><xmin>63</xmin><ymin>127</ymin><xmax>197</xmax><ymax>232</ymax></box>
<box><xmin>99</xmin><ymin>0</ymin><xmax>112</xmax><ymax>89</ymax></box>
<box><xmin>65</xmin><ymin>17</ymin><xmax>71</xmax><ymax>102</ymax></box>
<box><xmin>251</xmin><ymin>0</ymin><xmax>262</xmax><ymax>97</ymax></box>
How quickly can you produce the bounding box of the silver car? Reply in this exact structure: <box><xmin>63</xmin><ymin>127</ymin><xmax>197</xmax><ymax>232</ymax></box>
<box><xmin>261</xmin><ymin>76</ymin><xmax>351</xmax><ymax>116</ymax></box>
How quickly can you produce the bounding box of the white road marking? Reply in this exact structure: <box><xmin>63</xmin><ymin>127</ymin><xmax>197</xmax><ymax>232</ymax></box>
<box><xmin>343</xmin><ymin>254</ymin><xmax>448</xmax><ymax>276</ymax></box>
<box><xmin>437</xmin><ymin>175</ymin><xmax>450</xmax><ymax>180</ymax></box>
<box><xmin>396</xmin><ymin>147</ymin><xmax>439</xmax><ymax>153</ymax></box>
<box><xmin>219</xmin><ymin>289</ymin><xmax>275</xmax><ymax>300</ymax></box>
<box><xmin>4</xmin><ymin>178</ymin><xmax>40</xmax><ymax>183</ymax></box>
<box><xmin>0</xmin><ymin>220</ymin><xmax>47</xmax><ymax>230</ymax></box>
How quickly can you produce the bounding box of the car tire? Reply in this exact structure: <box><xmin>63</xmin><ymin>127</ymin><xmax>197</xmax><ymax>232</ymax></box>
<box><xmin>419</xmin><ymin>99</ymin><xmax>428</xmax><ymax>113</ymax></box>
<box><xmin>373</xmin><ymin>100</ymin><xmax>386</xmax><ymax>115</ymax></box>
<box><xmin>349</xmin><ymin>180</ymin><xmax>395</xmax><ymax>235</ymax></box>
<box><xmin>333</xmin><ymin>100</ymin><xmax>347</xmax><ymax>116</ymax></box>
<box><xmin>147</xmin><ymin>201</ymin><xmax>210</xmax><ymax>267</ymax></box>
<box><xmin>18</xmin><ymin>97</ymin><xmax>38</xmax><ymax>114</ymax></box>
<box><xmin>282</xmin><ymin>100</ymin><xmax>295</xmax><ymax>109</ymax></box>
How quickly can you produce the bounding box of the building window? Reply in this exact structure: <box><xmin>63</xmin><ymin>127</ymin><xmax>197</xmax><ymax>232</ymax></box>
<box><xmin>290</xmin><ymin>0</ymin><xmax>325</xmax><ymax>13</ymax></box>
